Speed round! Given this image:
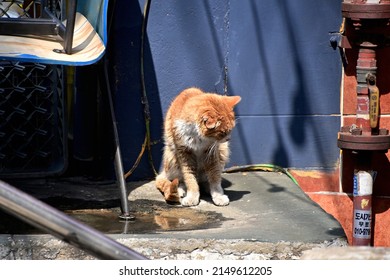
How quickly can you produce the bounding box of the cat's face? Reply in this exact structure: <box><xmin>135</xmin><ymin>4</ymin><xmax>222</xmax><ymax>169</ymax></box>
<box><xmin>198</xmin><ymin>95</ymin><xmax>241</xmax><ymax>142</ymax></box>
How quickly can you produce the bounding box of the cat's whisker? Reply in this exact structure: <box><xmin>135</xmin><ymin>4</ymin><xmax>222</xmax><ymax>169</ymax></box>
<box><xmin>205</xmin><ymin>143</ymin><xmax>214</xmax><ymax>162</ymax></box>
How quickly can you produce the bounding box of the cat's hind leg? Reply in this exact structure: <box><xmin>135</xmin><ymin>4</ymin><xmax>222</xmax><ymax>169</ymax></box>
<box><xmin>155</xmin><ymin>171</ymin><xmax>180</xmax><ymax>204</ymax></box>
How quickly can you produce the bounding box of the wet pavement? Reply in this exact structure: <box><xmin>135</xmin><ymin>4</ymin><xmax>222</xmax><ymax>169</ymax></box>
<box><xmin>0</xmin><ymin>171</ymin><xmax>347</xmax><ymax>259</ymax></box>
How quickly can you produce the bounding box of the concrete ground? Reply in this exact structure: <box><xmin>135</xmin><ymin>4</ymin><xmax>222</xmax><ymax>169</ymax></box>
<box><xmin>0</xmin><ymin>171</ymin><xmax>348</xmax><ymax>260</ymax></box>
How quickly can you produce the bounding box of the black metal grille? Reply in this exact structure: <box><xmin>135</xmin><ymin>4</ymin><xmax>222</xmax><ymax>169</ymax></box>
<box><xmin>0</xmin><ymin>61</ymin><xmax>67</xmax><ymax>177</ymax></box>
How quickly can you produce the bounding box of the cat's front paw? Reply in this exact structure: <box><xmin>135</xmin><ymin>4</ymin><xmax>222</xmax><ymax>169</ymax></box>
<box><xmin>181</xmin><ymin>192</ymin><xmax>200</xmax><ymax>207</ymax></box>
<box><xmin>212</xmin><ymin>194</ymin><xmax>230</xmax><ymax>206</ymax></box>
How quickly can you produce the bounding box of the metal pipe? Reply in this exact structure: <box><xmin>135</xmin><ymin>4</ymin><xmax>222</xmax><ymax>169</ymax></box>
<box><xmin>63</xmin><ymin>0</ymin><xmax>77</xmax><ymax>54</ymax></box>
<box><xmin>339</xmin><ymin>0</ymin><xmax>390</xmax><ymax>247</ymax></box>
<box><xmin>103</xmin><ymin>58</ymin><xmax>134</xmax><ymax>220</ymax></box>
<box><xmin>352</xmin><ymin>153</ymin><xmax>373</xmax><ymax>246</ymax></box>
<box><xmin>0</xmin><ymin>180</ymin><xmax>147</xmax><ymax>260</ymax></box>
<box><xmin>351</xmin><ymin>46</ymin><xmax>376</xmax><ymax>246</ymax></box>
<box><xmin>356</xmin><ymin>45</ymin><xmax>377</xmax><ymax>134</ymax></box>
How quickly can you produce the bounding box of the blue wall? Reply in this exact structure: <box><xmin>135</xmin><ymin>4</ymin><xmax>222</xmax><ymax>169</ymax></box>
<box><xmin>108</xmin><ymin>0</ymin><xmax>342</xmax><ymax>180</ymax></box>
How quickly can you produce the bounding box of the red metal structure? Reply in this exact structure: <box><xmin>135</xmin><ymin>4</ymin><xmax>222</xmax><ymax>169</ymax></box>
<box><xmin>338</xmin><ymin>0</ymin><xmax>390</xmax><ymax>246</ymax></box>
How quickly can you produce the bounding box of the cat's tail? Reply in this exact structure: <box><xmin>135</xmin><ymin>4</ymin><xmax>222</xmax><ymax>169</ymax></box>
<box><xmin>155</xmin><ymin>175</ymin><xmax>180</xmax><ymax>204</ymax></box>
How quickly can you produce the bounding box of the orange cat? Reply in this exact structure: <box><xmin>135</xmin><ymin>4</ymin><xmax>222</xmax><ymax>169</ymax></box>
<box><xmin>155</xmin><ymin>87</ymin><xmax>241</xmax><ymax>206</ymax></box>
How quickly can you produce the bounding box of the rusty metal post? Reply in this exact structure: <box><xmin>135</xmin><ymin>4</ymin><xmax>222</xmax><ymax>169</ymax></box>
<box><xmin>352</xmin><ymin>153</ymin><xmax>374</xmax><ymax>246</ymax></box>
<box><xmin>351</xmin><ymin>46</ymin><xmax>378</xmax><ymax>246</ymax></box>
<box><xmin>356</xmin><ymin>45</ymin><xmax>376</xmax><ymax>134</ymax></box>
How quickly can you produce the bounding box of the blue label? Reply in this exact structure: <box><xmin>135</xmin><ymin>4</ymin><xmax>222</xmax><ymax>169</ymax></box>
<box><xmin>353</xmin><ymin>174</ymin><xmax>358</xmax><ymax>196</ymax></box>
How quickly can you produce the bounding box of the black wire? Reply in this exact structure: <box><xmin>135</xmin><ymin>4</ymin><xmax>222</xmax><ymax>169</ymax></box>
<box><xmin>139</xmin><ymin>0</ymin><xmax>158</xmax><ymax>175</ymax></box>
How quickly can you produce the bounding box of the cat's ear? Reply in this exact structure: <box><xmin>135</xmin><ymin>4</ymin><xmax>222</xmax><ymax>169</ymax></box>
<box><xmin>202</xmin><ymin>116</ymin><xmax>221</xmax><ymax>129</ymax></box>
<box><xmin>225</xmin><ymin>96</ymin><xmax>241</xmax><ymax>108</ymax></box>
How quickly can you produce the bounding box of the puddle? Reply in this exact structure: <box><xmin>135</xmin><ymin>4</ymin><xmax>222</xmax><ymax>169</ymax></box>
<box><xmin>0</xmin><ymin>199</ymin><xmax>228</xmax><ymax>234</ymax></box>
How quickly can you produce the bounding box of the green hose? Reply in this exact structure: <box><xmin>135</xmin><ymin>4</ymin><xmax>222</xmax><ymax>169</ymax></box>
<box><xmin>223</xmin><ymin>164</ymin><xmax>300</xmax><ymax>186</ymax></box>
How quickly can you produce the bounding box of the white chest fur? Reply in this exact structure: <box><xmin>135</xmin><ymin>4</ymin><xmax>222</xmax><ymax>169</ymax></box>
<box><xmin>174</xmin><ymin>119</ymin><xmax>215</xmax><ymax>154</ymax></box>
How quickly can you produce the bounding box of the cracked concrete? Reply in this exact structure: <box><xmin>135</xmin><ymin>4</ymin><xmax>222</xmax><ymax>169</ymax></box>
<box><xmin>0</xmin><ymin>235</ymin><xmax>347</xmax><ymax>260</ymax></box>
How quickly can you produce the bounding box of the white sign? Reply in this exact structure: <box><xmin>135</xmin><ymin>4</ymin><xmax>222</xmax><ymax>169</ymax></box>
<box><xmin>353</xmin><ymin>209</ymin><xmax>371</xmax><ymax>239</ymax></box>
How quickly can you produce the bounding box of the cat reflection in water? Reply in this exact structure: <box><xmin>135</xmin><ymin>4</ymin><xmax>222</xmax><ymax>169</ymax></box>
<box><xmin>155</xmin><ymin>87</ymin><xmax>241</xmax><ymax>207</ymax></box>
